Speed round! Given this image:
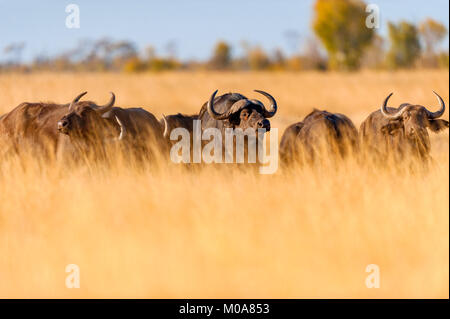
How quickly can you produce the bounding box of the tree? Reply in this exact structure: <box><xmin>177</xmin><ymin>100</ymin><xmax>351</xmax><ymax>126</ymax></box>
<box><xmin>312</xmin><ymin>0</ymin><xmax>374</xmax><ymax>70</ymax></box>
<box><xmin>386</xmin><ymin>21</ymin><xmax>421</xmax><ymax>69</ymax></box>
<box><xmin>110</xmin><ymin>41</ymin><xmax>138</xmax><ymax>70</ymax></box>
<box><xmin>360</xmin><ymin>34</ymin><xmax>385</xmax><ymax>69</ymax></box>
<box><xmin>209</xmin><ymin>41</ymin><xmax>232</xmax><ymax>70</ymax></box>
<box><xmin>247</xmin><ymin>46</ymin><xmax>270</xmax><ymax>70</ymax></box>
<box><xmin>123</xmin><ymin>57</ymin><xmax>146</xmax><ymax>73</ymax></box>
<box><xmin>271</xmin><ymin>48</ymin><xmax>286</xmax><ymax>70</ymax></box>
<box><xmin>3</xmin><ymin>42</ymin><xmax>25</xmax><ymax>65</ymax></box>
<box><xmin>145</xmin><ymin>45</ymin><xmax>156</xmax><ymax>60</ymax></box>
<box><xmin>437</xmin><ymin>52</ymin><xmax>449</xmax><ymax>68</ymax></box>
<box><xmin>418</xmin><ymin>18</ymin><xmax>447</xmax><ymax>68</ymax></box>
<box><xmin>419</xmin><ymin>18</ymin><xmax>447</xmax><ymax>55</ymax></box>
<box><xmin>300</xmin><ymin>36</ymin><xmax>328</xmax><ymax>70</ymax></box>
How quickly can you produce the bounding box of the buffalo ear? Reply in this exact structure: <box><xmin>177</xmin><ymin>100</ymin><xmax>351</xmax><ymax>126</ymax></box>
<box><xmin>381</xmin><ymin>119</ymin><xmax>403</xmax><ymax>136</ymax></box>
<box><xmin>428</xmin><ymin>119</ymin><xmax>449</xmax><ymax>132</ymax></box>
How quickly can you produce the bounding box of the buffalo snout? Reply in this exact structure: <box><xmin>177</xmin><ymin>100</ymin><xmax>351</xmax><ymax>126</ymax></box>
<box><xmin>57</xmin><ymin>119</ymin><xmax>69</xmax><ymax>134</ymax></box>
<box><xmin>257</xmin><ymin>119</ymin><xmax>270</xmax><ymax>131</ymax></box>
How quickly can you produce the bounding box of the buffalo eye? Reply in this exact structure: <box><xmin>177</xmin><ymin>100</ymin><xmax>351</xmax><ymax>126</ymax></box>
<box><xmin>240</xmin><ymin>109</ymin><xmax>250</xmax><ymax>120</ymax></box>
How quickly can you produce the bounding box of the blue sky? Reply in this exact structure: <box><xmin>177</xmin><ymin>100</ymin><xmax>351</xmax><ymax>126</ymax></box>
<box><xmin>0</xmin><ymin>0</ymin><xmax>449</xmax><ymax>62</ymax></box>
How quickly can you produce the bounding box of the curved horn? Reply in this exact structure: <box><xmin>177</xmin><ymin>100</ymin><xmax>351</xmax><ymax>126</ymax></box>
<box><xmin>254</xmin><ymin>90</ymin><xmax>277</xmax><ymax>118</ymax></box>
<box><xmin>427</xmin><ymin>91</ymin><xmax>445</xmax><ymax>119</ymax></box>
<box><xmin>68</xmin><ymin>91</ymin><xmax>87</xmax><ymax>111</ymax></box>
<box><xmin>162</xmin><ymin>114</ymin><xmax>169</xmax><ymax>138</ymax></box>
<box><xmin>380</xmin><ymin>92</ymin><xmax>405</xmax><ymax>119</ymax></box>
<box><xmin>207</xmin><ymin>90</ymin><xmax>231</xmax><ymax>120</ymax></box>
<box><xmin>95</xmin><ymin>92</ymin><xmax>115</xmax><ymax>114</ymax></box>
<box><xmin>115</xmin><ymin>116</ymin><xmax>126</xmax><ymax>140</ymax></box>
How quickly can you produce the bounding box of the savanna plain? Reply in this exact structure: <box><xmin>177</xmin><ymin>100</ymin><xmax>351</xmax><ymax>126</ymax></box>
<box><xmin>0</xmin><ymin>70</ymin><xmax>448</xmax><ymax>298</ymax></box>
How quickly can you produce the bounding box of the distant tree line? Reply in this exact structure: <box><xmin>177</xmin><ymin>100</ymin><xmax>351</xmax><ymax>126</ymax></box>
<box><xmin>1</xmin><ymin>0</ymin><xmax>448</xmax><ymax>73</ymax></box>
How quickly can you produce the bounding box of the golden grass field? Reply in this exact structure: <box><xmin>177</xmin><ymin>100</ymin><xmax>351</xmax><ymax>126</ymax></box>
<box><xmin>0</xmin><ymin>70</ymin><xmax>448</xmax><ymax>298</ymax></box>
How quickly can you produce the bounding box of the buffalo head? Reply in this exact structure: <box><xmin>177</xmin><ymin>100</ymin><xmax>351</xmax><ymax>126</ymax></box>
<box><xmin>57</xmin><ymin>91</ymin><xmax>125</xmax><ymax>141</ymax></box>
<box><xmin>207</xmin><ymin>90</ymin><xmax>277</xmax><ymax>131</ymax></box>
<box><xmin>380</xmin><ymin>91</ymin><xmax>449</xmax><ymax>156</ymax></box>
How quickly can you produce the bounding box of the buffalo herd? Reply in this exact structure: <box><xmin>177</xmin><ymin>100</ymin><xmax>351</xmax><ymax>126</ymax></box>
<box><xmin>0</xmin><ymin>89</ymin><xmax>448</xmax><ymax>168</ymax></box>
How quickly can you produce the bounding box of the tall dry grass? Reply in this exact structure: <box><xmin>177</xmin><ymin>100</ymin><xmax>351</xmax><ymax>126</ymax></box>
<box><xmin>0</xmin><ymin>70</ymin><xmax>448</xmax><ymax>298</ymax></box>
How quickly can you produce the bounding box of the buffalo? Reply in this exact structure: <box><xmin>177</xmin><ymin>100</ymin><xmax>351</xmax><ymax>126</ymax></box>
<box><xmin>156</xmin><ymin>90</ymin><xmax>278</xmax><ymax>166</ymax></box>
<box><xmin>57</xmin><ymin>92</ymin><xmax>168</xmax><ymax>160</ymax></box>
<box><xmin>0</xmin><ymin>92</ymin><xmax>120</xmax><ymax>158</ymax></box>
<box><xmin>160</xmin><ymin>113</ymin><xmax>197</xmax><ymax>145</ymax></box>
<box><xmin>359</xmin><ymin>91</ymin><xmax>449</xmax><ymax>161</ymax></box>
<box><xmin>280</xmin><ymin>109</ymin><xmax>358</xmax><ymax>166</ymax></box>
<box><xmin>195</xmin><ymin>90</ymin><xmax>277</xmax><ymax>164</ymax></box>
